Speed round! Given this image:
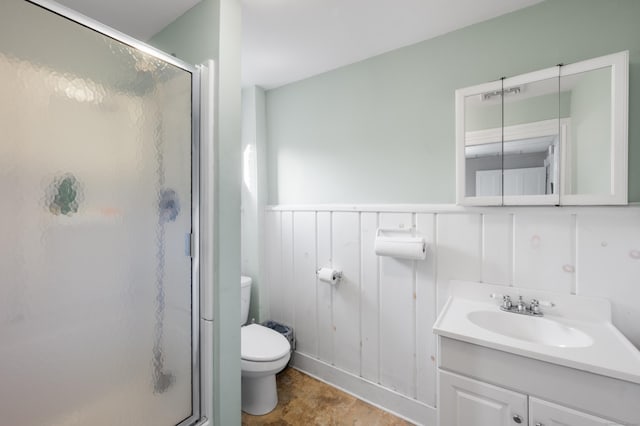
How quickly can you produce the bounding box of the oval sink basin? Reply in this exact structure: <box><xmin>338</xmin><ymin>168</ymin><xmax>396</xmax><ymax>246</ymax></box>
<box><xmin>467</xmin><ymin>310</ymin><xmax>594</xmax><ymax>348</ymax></box>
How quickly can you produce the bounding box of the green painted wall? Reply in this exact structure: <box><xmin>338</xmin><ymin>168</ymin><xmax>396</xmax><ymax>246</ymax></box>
<box><xmin>241</xmin><ymin>86</ymin><xmax>268</xmax><ymax>322</ymax></box>
<box><xmin>150</xmin><ymin>1</ymin><xmax>242</xmax><ymax>425</ymax></box>
<box><xmin>266</xmin><ymin>0</ymin><xmax>640</xmax><ymax>204</ymax></box>
<box><xmin>149</xmin><ymin>0</ymin><xmax>219</xmax><ymax>65</ymax></box>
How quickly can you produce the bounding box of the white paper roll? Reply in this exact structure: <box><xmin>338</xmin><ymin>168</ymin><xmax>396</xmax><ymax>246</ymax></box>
<box><xmin>317</xmin><ymin>267</ymin><xmax>341</xmax><ymax>284</ymax></box>
<box><xmin>374</xmin><ymin>236</ymin><xmax>427</xmax><ymax>260</ymax></box>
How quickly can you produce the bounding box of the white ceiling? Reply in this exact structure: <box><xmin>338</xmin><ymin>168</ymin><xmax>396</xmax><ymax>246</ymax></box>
<box><xmin>55</xmin><ymin>0</ymin><xmax>201</xmax><ymax>41</ymax></box>
<box><xmin>53</xmin><ymin>0</ymin><xmax>544</xmax><ymax>89</ymax></box>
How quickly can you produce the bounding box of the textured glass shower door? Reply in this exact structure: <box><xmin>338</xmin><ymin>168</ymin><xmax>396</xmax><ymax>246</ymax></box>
<box><xmin>0</xmin><ymin>1</ymin><xmax>199</xmax><ymax>425</ymax></box>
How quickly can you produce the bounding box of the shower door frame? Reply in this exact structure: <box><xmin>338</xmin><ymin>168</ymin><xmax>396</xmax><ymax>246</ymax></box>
<box><xmin>23</xmin><ymin>1</ymin><xmax>202</xmax><ymax>425</ymax></box>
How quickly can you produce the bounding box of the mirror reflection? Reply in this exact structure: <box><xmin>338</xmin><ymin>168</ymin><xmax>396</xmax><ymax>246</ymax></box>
<box><xmin>457</xmin><ymin>51</ymin><xmax>626</xmax><ymax>206</ymax></box>
<box><xmin>466</xmin><ymin>135</ymin><xmax>558</xmax><ymax>197</ymax></box>
<box><xmin>464</xmin><ymin>85</ymin><xmax>502</xmax><ymax>197</ymax></box>
<box><xmin>561</xmin><ymin>67</ymin><xmax>612</xmax><ymax>196</ymax></box>
<box><xmin>464</xmin><ymin>76</ymin><xmax>562</xmax><ymax>197</ymax></box>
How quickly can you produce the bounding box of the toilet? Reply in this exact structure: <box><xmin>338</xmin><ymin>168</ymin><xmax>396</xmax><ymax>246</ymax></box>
<box><xmin>240</xmin><ymin>276</ymin><xmax>291</xmax><ymax>415</ymax></box>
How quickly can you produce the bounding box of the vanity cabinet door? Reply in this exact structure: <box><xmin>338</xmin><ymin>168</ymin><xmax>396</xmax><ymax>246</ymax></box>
<box><xmin>439</xmin><ymin>370</ymin><xmax>527</xmax><ymax>426</ymax></box>
<box><xmin>529</xmin><ymin>397</ymin><xmax>622</xmax><ymax>426</ymax></box>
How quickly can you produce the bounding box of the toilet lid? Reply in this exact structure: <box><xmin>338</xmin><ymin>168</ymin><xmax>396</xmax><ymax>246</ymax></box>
<box><xmin>241</xmin><ymin>324</ymin><xmax>290</xmax><ymax>362</ymax></box>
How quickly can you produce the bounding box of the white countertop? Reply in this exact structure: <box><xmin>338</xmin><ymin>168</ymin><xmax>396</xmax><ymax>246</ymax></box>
<box><xmin>433</xmin><ymin>281</ymin><xmax>640</xmax><ymax>385</ymax></box>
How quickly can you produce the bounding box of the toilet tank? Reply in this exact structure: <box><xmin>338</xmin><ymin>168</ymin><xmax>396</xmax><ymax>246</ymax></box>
<box><xmin>240</xmin><ymin>276</ymin><xmax>252</xmax><ymax>325</ymax></box>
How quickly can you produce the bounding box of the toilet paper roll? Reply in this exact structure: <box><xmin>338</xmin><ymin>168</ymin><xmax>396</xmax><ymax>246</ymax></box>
<box><xmin>374</xmin><ymin>236</ymin><xmax>427</xmax><ymax>260</ymax></box>
<box><xmin>317</xmin><ymin>267</ymin><xmax>341</xmax><ymax>285</ymax></box>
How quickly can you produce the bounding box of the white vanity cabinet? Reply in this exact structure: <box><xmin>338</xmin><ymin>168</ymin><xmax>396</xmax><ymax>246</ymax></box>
<box><xmin>530</xmin><ymin>397</ymin><xmax>623</xmax><ymax>426</ymax></box>
<box><xmin>439</xmin><ymin>370</ymin><xmax>622</xmax><ymax>426</ymax></box>
<box><xmin>436</xmin><ymin>337</ymin><xmax>635</xmax><ymax>426</ymax></box>
<box><xmin>439</xmin><ymin>370</ymin><xmax>527</xmax><ymax>426</ymax></box>
<box><xmin>433</xmin><ymin>281</ymin><xmax>640</xmax><ymax>426</ymax></box>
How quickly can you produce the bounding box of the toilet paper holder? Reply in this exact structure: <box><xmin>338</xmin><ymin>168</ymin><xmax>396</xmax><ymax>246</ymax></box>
<box><xmin>316</xmin><ymin>267</ymin><xmax>342</xmax><ymax>284</ymax></box>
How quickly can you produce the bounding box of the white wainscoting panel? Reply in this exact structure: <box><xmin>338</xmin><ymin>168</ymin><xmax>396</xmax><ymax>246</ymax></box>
<box><xmin>316</xmin><ymin>212</ymin><xmax>334</xmax><ymax>363</ymax></box>
<box><xmin>332</xmin><ymin>212</ymin><xmax>361</xmax><ymax>375</ymax></box>
<box><xmin>262</xmin><ymin>204</ymin><xmax>640</xmax><ymax>424</ymax></box>
<box><xmin>379</xmin><ymin>213</ymin><xmax>416</xmax><ymax>397</ymax></box>
<box><xmin>280</xmin><ymin>211</ymin><xmax>295</xmax><ymax>326</ymax></box>
<box><xmin>292</xmin><ymin>212</ymin><xmax>317</xmax><ymax>356</ymax></box>
<box><xmin>264</xmin><ymin>211</ymin><xmax>282</xmax><ymax>322</ymax></box>
<box><xmin>482</xmin><ymin>213</ymin><xmax>513</xmax><ymax>286</ymax></box>
<box><xmin>360</xmin><ymin>212</ymin><xmax>379</xmax><ymax>383</ymax></box>
<box><xmin>576</xmin><ymin>210</ymin><xmax>640</xmax><ymax>346</ymax></box>
<box><xmin>435</xmin><ymin>214</ymin><xmax>482</xmax><ymax>313</ymax></box>
<box><xmin>513</xmin><ymin>213</ymin><xmax>575</xmax><ymax>293</ymax></box>
<box><xmin>415</xmin><ymin>213</ymin><xmax>437</xmax><ymax>406</ymax></box>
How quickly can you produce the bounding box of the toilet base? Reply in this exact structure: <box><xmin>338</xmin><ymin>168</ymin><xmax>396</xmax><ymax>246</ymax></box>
<box><xmin>241</xmin><ymin>373</ymin><xmax>278</xmax><ymax>415</ymax></box>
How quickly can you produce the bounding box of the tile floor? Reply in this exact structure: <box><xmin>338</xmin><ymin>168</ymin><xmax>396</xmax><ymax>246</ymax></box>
<box><xmin>241</xmin><ymin>368</ymin><xmax>414</xmax><ymax>425</ymax></box>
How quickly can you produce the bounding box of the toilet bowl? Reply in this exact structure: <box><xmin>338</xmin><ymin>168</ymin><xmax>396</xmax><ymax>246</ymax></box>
<box><xmin>241</xmin><ymin>324</ymin><xmax>291</xmax><ymax>415</ymax></box>
<box><xmin>240</xmin><ymin>276</ymin><xmax>291</xmax><ymax>415</ymax></box>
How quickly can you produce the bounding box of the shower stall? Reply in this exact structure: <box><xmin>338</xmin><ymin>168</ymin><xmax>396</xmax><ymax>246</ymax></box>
<box><xmin>0</xmin><ymin>1</ymin><xmax>208</xmax><ymax>425</ymax></box>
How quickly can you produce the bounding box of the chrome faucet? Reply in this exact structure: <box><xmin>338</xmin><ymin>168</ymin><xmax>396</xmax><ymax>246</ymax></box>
<box><xmin>500</xmin><ymin>295</ymin><xmax>512</xmax><ymax>310</ymax></box>
<box><xmin>490</xmin><ymin>293</ymin><xmax>555</xmax><ymax>317</ymax></box>
<box><xmin>530</xmin><ymin>299</ymin><xmax>541</xmax><ymax>315</ymax></box>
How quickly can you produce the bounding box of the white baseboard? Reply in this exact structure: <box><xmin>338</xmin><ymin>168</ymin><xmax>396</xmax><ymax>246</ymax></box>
<box><xmin>291</xmin><ymin>351</ymin><xmax>436</xmax><ymax>426</ymax></box>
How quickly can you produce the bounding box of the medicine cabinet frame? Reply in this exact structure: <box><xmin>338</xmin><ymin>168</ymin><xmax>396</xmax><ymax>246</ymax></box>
<box><xmin>455</xmin><ymin>51</ymin><xmax>629</xmax><ymax>206</ymax></box>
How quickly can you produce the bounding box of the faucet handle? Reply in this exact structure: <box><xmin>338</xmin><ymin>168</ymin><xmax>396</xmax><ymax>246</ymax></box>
<box><xmin>490</xmin><ymin>293</ymin><xmax>512</xmax><ymax>309</ymax></box>
<box><xmin>529</xmin><ymin>299</ymin><xmax>555</xmax><ymax>314</ymax></box>
<box><xmin>529</xmin><ymin>299</ymin><xmax>541</xmax><ymax>314</ymax></box>
<box><xmin>503</xmin><ymin>295</ymin><xmax>512</xmax><ymax>309</ymax></box>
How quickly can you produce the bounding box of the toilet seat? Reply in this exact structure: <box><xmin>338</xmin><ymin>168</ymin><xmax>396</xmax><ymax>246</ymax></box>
<box><xmin>241</xmin><ymin>324</ymin><xmax>290</xmax><ymax>362</ymax></box>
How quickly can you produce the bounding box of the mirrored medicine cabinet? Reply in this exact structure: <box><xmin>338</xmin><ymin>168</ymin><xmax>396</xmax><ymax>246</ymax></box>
<box><xmin>455</xmin><ymin>51</ymin><xmax>628</xmax><ymax>206</ymax></box>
